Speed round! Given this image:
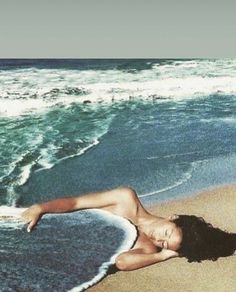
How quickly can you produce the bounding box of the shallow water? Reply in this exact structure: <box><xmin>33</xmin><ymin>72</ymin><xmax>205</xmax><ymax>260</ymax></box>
<box><xmin>0</xmin><ymin>59</ymin><xmax>236</xmax><ymax>205</ymax></box>
<box><xmin>1</xmin><ymin>59</ymin><xmax>236</xmax><ymax>290</ymax></box>
<box><xmin>0</xmin><ymin>209</ymin><xmax>137</xmax><ymax>292</ymax></box>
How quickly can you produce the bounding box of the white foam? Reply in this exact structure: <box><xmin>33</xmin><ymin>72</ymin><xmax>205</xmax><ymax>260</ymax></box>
<box><xmin>69</xmin><ymin>209</ymin><xmax>137</xmax><ymax>292</ymax></box>
<box><xmin>0</xmin><ymin>206</ymin><xmax>26</xmax><ymax>218</ymax></box>
<box><xmin>52</xmin><ymin>138</ymin><xmax>100</xmax><ymax>167</ymax></box>
<box><xmin>0</xmin><ymin>108</ymin><xmax>114</xmax><ymax>200</ymax></box>
<box><xmin>1</xmin><ymin>60</ymin><xmax>236</xmax><ymax>117</ymax></box>
<box><xmin>3</xmin><ymin>161</ymin><xmax>37</xmax><ymax>206</ymax></box>
<box><xmin>0</xmin><ymin>207</ymin><xmax>137</xmax><ymax>291</ymax></box>
<box><xmin>35</xmin><ymin>139</ymin><xmax>101</xmax><ymax>172</ymax></box>
<box><xmin>201</xmin><ymin>116</ymin><xmax>236</xmax><ymax>126</ymax></box>
<box><xmin>220</xmin><ymin>117</ymin><xmax>236</xmax><ymax>125</ymax></box>
<box><xmin>0</xmin><ymin>95</ymin><xmax>79</xmax><ymax>117</ymax></box>
<box><xmin>35</xmin><ymin>118</ymin><xmax>112</xmax><ymax>172</ymax></box>
<box><xmin>147</xmin><ymin>150</ymin><xmax>204</xmax><ymax>160</ymax></box>
<box><xmin>139</xmin><ymin>162</ymin><xmax>195</xmax><ymax>198</ymax></box>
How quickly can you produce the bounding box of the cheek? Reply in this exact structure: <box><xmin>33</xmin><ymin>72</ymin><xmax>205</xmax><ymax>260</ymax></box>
<box><xmin>169</xmin><ymin>238</ymin><xmax>181</xmax><ymax>251</ymax></box>
<box><xmin>169</xmin><ymin>243</ymin><xmax>179</xmax><ymax>251</ymax></box>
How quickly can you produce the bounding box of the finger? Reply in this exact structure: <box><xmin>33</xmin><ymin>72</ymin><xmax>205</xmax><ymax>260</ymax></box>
<box><xmin>168</xmin><ymin>214</ymin><xmax>179</xmax><ymax>221</ymax></box>
<box><xmin>171</xmin><ymin>251</ymin><xmax>179</xmax><ymax>257</ymax></box>
<box><xmin>27</xmin><ymin>219</ymin><xmax>37</xmax><ymax>232</ymax></box>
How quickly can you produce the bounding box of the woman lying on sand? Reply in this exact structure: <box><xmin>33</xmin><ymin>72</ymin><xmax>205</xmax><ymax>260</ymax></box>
<box><xmin>21</xmin><ymin>187</ymin><xmax>236</xmax><ymax>270</ymax></box>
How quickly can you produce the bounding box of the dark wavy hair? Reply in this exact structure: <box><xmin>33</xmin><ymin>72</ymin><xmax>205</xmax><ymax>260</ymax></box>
<box><xmin>173</xmin><ymin>215</ymin><xmax>236</xmax><ymax>262</ymax></box>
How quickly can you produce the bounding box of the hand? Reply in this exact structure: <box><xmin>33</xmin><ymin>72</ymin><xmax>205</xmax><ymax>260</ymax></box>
<box><xmin>21</xmin><ymin>204</ymin><xmax>43</xmax><ymax>232</ymax></box>
<box><xmin>160</xmin><ymin>248</ymin><xmax>179</xmax><ymax>260</ymax></box>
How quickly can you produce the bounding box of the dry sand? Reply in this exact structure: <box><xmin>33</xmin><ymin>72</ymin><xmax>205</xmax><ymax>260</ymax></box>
<box><xmin>88</xmin><ymin>185</ymin><xmax>236</xmax><ymax>292</ymax></box>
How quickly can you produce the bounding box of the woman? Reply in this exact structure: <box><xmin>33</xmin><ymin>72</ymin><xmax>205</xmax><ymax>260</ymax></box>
<box><xmin>21</xmin><ymin>187</ymin><xmax>236</xmax><ymax>271</ymax></box>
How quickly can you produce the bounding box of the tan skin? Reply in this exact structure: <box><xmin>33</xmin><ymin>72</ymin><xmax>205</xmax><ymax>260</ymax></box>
<box><xmin>21</xmin><ymin>187</ymin><xmax>182</xmax><ymax>271</ymax></box>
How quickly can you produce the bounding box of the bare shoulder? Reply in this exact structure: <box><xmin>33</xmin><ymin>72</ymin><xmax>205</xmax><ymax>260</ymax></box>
<box><xmin>131</xmin><ymin>231</ymin><xmax>158</xmax><ymax>252</ymax></box>
<box><xmin>103</xmin><ymin>187</ymin><xmax>149</xmax><ymax>224</ymax></box>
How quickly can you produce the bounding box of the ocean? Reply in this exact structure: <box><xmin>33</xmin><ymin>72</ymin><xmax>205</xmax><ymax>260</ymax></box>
<box><xmin>0</xmin><ymin>59</ymin><xmax>236</xmax><ymax>290</ymax></box>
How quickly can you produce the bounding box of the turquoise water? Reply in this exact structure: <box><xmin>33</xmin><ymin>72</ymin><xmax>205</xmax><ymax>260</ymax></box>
<box><xmin>0</xmin><ymin>59</ymin><xmax>236</xmax><ymax>206</ymax></box>
<box><xmin>1</xmin><ymin>59</ymin><xmax>236</xmax><ymax>290</ymax></box>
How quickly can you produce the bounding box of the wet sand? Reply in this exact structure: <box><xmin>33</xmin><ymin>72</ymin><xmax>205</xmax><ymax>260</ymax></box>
<box><xmin>88</xmin><ymin>185</ymin><xmax>236</xmax><ymax>292</ymax></box>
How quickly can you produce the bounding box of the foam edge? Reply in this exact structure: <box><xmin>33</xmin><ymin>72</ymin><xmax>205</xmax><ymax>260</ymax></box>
<box><xmin>69</xmin><ymin>209</ymin><xmax>138</xmax><ymax>292</ymax></box>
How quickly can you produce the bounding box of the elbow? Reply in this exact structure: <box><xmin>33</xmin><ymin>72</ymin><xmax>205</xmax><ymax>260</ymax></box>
<box><xmin>115</xmin><ymin>256</ymin><xmax>130</xmax><ymax>271</ymax></box>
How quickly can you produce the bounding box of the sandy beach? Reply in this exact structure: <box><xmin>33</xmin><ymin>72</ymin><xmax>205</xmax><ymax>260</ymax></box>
<box><xmin>88</xmin><ymin>185</ymin><xmax>236</xmax><ymax>292</ymax></box>
<box><xmin>1</xmin><ymin>59</ymin><xmax>236</xmax><ymax>291</ymax></box>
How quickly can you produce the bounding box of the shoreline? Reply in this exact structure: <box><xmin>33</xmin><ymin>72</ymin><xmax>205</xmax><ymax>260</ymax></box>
<box><xmin>148</xmin><ymin>184</ymin><xmax>236</xmax><ymax>236</ymax></box>
<box><xmin>88</xmin><ymin>184</ymin><xmax>236</xmax><ymax>292</ymax></box>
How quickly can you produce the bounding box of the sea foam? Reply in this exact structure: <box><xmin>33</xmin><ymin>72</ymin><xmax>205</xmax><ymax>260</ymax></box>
<box><xmin>1</xmin><ymin>60</ymin><xmax>236</xmax><ymax>117</ymax></box>
<box><xmin>69</xmin><ymin>209</ymin><xmax>137</xmax><ymax>292</ymax></box>
<box><xmin>0</xmin><ymin>207</ymin><xmax>138</xmax><ymax>291</ymax></box>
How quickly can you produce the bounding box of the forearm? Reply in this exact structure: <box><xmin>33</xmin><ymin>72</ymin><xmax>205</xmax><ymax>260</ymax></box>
<box><xmin>37</xmin><ymin>187</ymin><xmax>133</xmax><ymax>215</ymax></box>
<box><xmin>21</xmin><ymin>187</ymin><xmax>137</xmax><ymax>232</ymax></box>
<box><xmin>37</xmin><ymin>197</ymin><xmax>78</xmax><ymax>214</ymax></box>
<box><xmin>115</xmin><ymin>251</ymin><xmax>167</xmax><ymax>271</ymax></box>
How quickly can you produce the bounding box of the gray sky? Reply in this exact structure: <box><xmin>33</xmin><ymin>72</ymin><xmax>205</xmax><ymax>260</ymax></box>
<box><xmin>0</xmin><ymin>0</ymin><xmax>235</xmax><ymax>58</ymax></box>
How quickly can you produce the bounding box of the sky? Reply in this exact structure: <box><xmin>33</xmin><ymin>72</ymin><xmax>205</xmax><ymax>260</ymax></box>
<box><xmin>0</xmin><ymin>0</ymin><xmax>235</xmax><ymax>58</ymax></box>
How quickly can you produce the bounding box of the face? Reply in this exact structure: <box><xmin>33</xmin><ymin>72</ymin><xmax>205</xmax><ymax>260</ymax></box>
<box><xmin>150</xmin><ymin>219</ymin><xmax>182</xmax><ymax>251</ymax></box>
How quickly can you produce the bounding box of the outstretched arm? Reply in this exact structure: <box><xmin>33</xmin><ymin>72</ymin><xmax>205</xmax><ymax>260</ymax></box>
<box><xmin>115</xmin><ymin>248</ymin><xmax>179</xmax><ymax>271</ymax></box>
<box><xmin>21</xmin><ymin>187</ymin><xmax>140</xmax><ymax>232</ymax></box>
